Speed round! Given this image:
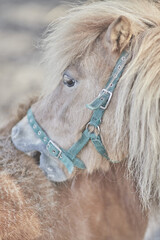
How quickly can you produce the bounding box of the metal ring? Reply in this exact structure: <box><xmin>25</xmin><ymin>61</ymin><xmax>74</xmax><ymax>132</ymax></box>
<box><xmin>86</xmin><ymin>122</ymin><xmax>100</xmax><ymax>135</ymax></box>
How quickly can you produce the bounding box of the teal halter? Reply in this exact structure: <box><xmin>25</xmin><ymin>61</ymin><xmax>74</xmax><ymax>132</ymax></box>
<box><xmin>27</xmin><ymin>50</ymin><xmax>129</xmax><ymax>174</ymax></box>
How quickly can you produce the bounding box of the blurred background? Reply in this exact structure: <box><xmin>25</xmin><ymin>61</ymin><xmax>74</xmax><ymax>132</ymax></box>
<box><xmin>0</xmin><ymin>0</ymin><xmax>85</xmax><ymax>126</ymax></box>
<box><xmin>1</xmin><ymin>0</ymin><xmax>160</xmax><ymax>239</ymax></box>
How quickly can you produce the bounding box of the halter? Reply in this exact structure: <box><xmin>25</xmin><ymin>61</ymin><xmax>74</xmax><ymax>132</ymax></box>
<box><xmin>27</xmin><ymin>50</ymin><xmax>129</xmax><ymax>174</ymax></box>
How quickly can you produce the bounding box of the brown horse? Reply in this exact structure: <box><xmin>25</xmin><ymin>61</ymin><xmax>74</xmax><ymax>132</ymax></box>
<box><xmin>2</xmin><ymin>0</ymin><xmax>160</xmax><ymax>238</ymax></box>
<box><xmin>11</xmin><ymin>0</ymin><xmax>160</xmax><ymax>208</ymax></box>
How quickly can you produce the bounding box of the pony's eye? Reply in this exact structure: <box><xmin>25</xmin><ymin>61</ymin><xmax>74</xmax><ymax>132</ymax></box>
<box><xmin>63</xmin><ymin>74</ymin><xmax>76</xmax><ymax>88</ymax></box>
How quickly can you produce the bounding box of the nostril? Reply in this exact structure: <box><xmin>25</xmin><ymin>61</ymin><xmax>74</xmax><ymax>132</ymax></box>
<box><xmin>11</xmin><ymin>126</ymin><xmax>20</xmax><ymax>139</ymax></box>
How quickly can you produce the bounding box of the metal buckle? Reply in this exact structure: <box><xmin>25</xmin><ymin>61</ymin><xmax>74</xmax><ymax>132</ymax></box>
<box><xmin>86</xmin><ymin>122</ymin><xmax>100</xmax><ymax>135</ymax></box>
<box><xmin>46</xmin><ymin>140</ymin><xmax>62</xmax><ymax>158</ymax></box>
<box><xmin>99</xmin><ymin>89</ymin><xmax>112</xmax><ymax>110</ymax></box>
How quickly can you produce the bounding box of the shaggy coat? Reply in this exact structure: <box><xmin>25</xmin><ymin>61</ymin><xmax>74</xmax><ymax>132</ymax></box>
<box><xmin>0</xmin><ymin>102</ymin><xmax>147</xmax><ymax>240</ymax></box>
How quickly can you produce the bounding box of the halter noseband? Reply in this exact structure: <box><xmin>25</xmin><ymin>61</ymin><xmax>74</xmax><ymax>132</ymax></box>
<box><xmin>27</xmin><ymin>50</ymin><xmax>129</xmax><ymax>174</ymax></box>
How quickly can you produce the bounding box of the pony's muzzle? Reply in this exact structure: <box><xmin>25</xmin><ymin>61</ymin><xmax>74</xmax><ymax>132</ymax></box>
<box><xmin>11</xmin><ymin>125</ymin><xmax>20</xmax><ymax>139</ymax></box>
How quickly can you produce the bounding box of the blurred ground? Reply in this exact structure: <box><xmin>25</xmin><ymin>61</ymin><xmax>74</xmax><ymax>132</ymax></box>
<box><xmin>0</xmin><ymin>0</ymin><xmax>80</xmax><ymax>126</ymax></box>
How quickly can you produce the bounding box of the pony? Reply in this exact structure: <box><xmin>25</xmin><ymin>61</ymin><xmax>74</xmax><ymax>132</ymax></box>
<box><xmin>2</xmin><ymin>0</ymin><xmax>160</xmax><ymax>238</ymax></box>
<box><xmin>11</xmin><ymin>0</ymin><xmax>160</xmax><ymax>209</ymax></box>
<box><xmin>0</xmin><ymin>101</ymin><xmax>147</xmax><ymax>240</ymax></box>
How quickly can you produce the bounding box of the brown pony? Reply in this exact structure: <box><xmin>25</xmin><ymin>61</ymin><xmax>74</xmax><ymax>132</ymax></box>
<box><xmin>11</xmin><ymin>0</ymin><xmax>160</xmax><ymax>208</ymax></box>
<box><xmin>2</xmin><ymin>0</ymin><xmax>160</xmax><ymax>238</ymax></box>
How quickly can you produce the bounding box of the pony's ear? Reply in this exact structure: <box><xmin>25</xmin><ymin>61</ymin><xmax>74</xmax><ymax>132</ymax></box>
<box><xmin>106</xmin><ymin>16</ymin><xmax>132</xmax><ymax>53</ymax></box>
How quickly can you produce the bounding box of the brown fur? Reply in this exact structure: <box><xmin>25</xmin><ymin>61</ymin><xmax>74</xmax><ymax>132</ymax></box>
<box><xmin>0</xmin><ymin>102</ymin><xmax>147</xmax><ymax>239</ymax></box>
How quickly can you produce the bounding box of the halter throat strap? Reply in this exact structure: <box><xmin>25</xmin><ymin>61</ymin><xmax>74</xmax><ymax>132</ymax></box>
<box><xmin>27</xmin><ymin>50</ymin><xmax>129</xmax><ymax>174</ymax></box>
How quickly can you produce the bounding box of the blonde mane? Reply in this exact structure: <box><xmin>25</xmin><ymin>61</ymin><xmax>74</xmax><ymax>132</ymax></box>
<box><xmin>115</xmin><ymin>27</ymin><xmax>160</xmax><ymax>209</ymax></box>
<box><xmin>42</xmin><ymin>0</ymin><xmax>160</xmax><ymax>209</ymax></box>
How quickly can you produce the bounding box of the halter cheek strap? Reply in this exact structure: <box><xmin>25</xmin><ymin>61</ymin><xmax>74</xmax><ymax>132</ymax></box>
<box><xmin>27</xmin><ymin>50</ymin><xmax>129</xmax><ymax>174</ymax></box>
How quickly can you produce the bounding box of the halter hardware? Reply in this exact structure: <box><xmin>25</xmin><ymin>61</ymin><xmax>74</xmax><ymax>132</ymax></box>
<box><xmin>86</xmin><ymin>122</ymin><xmax>100</xmax><ymax>135</ymax></box>
<box><xmin>27</xmin><ymin>50</ymin><xmax>129</xmax><ymax>174</ymax></box>
<box><xmin>99</xmin><ymin>89</ymin><xmax>112</xmax><ymax>110</ymax></box>
<box><xmin>46</xmin><ymin>140</ymin><xmax>62</xmax><ymax>159</ymax></box>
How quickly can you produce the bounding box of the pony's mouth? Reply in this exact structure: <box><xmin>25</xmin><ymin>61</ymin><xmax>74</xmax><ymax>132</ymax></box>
<box><xmin>27</xmin><ymin>151</ymin><xmax>41</xmax><ymax>165</ymax></box>
<box><xmin>11</xmin><ymin>117</ymin><xmax>68</xmax><ymax>182</ymax></box>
